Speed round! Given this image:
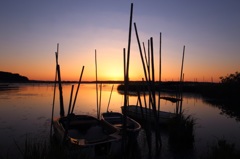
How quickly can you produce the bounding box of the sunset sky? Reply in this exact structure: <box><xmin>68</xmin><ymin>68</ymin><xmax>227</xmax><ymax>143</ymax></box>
<box><xmin>1</xmin><ymin>1</ymin><xmax>240</xmax><ymax>82</ymax></box>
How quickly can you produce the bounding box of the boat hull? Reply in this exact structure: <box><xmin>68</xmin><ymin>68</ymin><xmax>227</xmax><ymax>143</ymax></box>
<box><xmin>121</xmin><ymin>105</ymin><xmax>176</xmax><ymax>125</ymax></box>
<box><xmin>101</xmin><ymin>112</ymin><xmax>141</xmax><ymax>136</ymax></box>
<box><xmin>53</xmin><ymin>114</ymin><xmax>121</xmax><ymax>158</ymax></box>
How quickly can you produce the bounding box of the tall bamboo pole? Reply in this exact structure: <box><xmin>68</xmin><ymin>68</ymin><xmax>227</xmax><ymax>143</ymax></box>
<box><xmin>71</xmin><ymin>66</ymin><xmax>85</xmax><ymax>113</ymax></box>
<box><xmin>147</xmin><ymin>39</ymin><xmax>151</xmax><ymax>110</ymax></box>
<box><xmin>157</xmin><ymin>33</ymin><xmax>162</xmax><ymax>117</ymax></box>
<box><xmin>122</xmin><ymin>3</ymin><xmax>133</xmax><ymax>156</ymax></box>
<box><xmin>148</xmin><ymin>40</ymin><xmax>152</xmax><ymax>81</ymax></box>
<box><xmin>57</xmin><ymin>65</ymin><xmax>64</xmax><ymax>117</ymax></box>
<box><xmin>57</xmin><ymin>65</ymin><xmax>65</xmax><ymax>117</ymax></box>
<box><xmin>180</xmin><ymin>46</ymin><xmax>185</xmax><ymax>85</ymax></box>
<box><xmin>150</xmin><ymin>37</ymin><xmax>162</xmax><ymax>150</ymax></box>
<box><xmin>143</xmin><ymin>42</ymin><xmax>151</xmax><ymax>83</ymax></box>
<box><xmin>143</xmin><ymin>42</ymin><xmax>149</xmax><ymax>73</ymax></box>
<box><xmin>95</xmin><ymin>49</ymin><xmax>99</xmax><ymax>119</ymax></box>
<box><xmin>134</xmin><ymin>23</ymin><xmax>154</xmax><ymax>109</ymax></box>
<box><xmin>54</xmin><ymin>44</ymin><xmax>65</xmax><ymax>118</ymax></box>
<box><xmin>126</xmin><ymin>3</ymin><xmax>133</xmax><ymax>77</ymax></box>
<box><xmin>68</xmin><ymin>85</ymin><xmax>74</xmax><ymax>115</ymax></box>
<box><xmin>50</xmin><ymin>44</ymin><xmax>59</xmax><ymax>139</ymax></box>
<box><xmin>134</xmin><ymin>23</ymin><xmax>148</xmax><ymax>82</ymax></box>
<box><xmin>179</xmin><ymin>46</ymin><xmax>185</xmax><ymax>114</ymax></box>
<box><xmin>159</xmin><ymin>32</ymin><xmax>162</xmax><ymax>82</ymax></box>
<box><xmin>122</xmin><ymin>48</ymin><xmax>127</xmax><ymax>156</ymax></box>
<box><xmin>106</xmin><ymin>85</ymin><xmax>114</xmax><ymax>112</ymax></box>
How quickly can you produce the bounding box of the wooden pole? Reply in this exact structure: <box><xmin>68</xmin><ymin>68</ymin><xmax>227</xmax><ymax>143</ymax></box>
<box><xmin>50</xmin><ymin>44</ymin><xmax>59</xmax><ymax>139</ymax></box>
<box><xmin>68</xmin><ymin>85</ymin><xmax>74</xmax><ymax>115</ymax></box>
<box><xmin>124</xmin><ymin>1</ymin><xmax>133</xmax><ymax>129</ymax></box>
<box><xmin>179</xmin><ymin>46</ymin><xmax>185</xmax><ymax>114</ymax></box>
<box><xmin>148</xmin><ymin>39</ymin><xmax>151</xmax><ymax>82</ymax></box>
<box><xmin>126</xmin><ymin>3</ymin><xmax>133</xmax><ymax>78</ymax></box>
<box><xmin>143</xmin><ymin>42</ymin><xmax>151</xmax><ymax>82</ymax></box>
<box><xmin>157</xmin><ymin>33</ymin><xmax>162</xmax><ymax>117</ymax></box>
<box><xmin>106</xmin><ymin>85</ymin><xmax>114</xmax><ymax>112</ymax></box>
<box><xmin>122</xmin><ymin>4</ymin><xmax>133</xmax><ymax>156</ymax></box>
<box><xmin>57</xmin><ymin>64</ymin><xmax>64</xmax><ymax>117</ymax></box>
<box><xmin>159</xmin><ymin>32</ymin><xmax>162</xmax><ymax>82</ymax></box>
<box><xmin>180</xmin><ymin>46</ymin><xmax>185</xmax><ymax>84</ymax></box>
<box><xmin>134</xmin><ymin>22</ymin><xmax>148</xmax><ymax>82</ymax></box>
<box><xmin>150</xmin><ymin>38</ymin><xmax>155</xmax><ymax>89</ymax></box>
<box><xmin>143</xmin><ymin>42</ymin><xmax>149</xmax><ymax>70</ymax></box>
<box><xmin>150</xmin><ymin>37</ymin><xmax>162</xmax><ymax>150</ymax></box>
<box><xmin>134</xmin><ymin>23</ymin><xmax>154</xmax><ymax>109</ymax></box>
<box><xmin>98</xmin><ymin>83</ymin><xmax>102</xmax><ymax>119</ymax></box>
<box><xmin>54</xmin><ymin>44</ymin><xmax>65</xmax><ymax>118</ymax></box>
<box><xmin>71</xmin><ymin>66</ymin><xmax>85</xmax><ymax>113</ymax></box>
<box><xmin>122</xmin><ymin>48</ymin><xmax>127</xmax><ymax>156</ymax></box>
<box><xmin>95</xmin><ymin>49</ymin><xmax>99</xmax><ymax>119</ymax></box>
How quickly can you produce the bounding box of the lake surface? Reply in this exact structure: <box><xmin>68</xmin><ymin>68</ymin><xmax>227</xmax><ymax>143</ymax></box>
<box><xmin>0</xmin><ymin>83</ymin><xmax>240</xmax><ymax>158</ymax></box>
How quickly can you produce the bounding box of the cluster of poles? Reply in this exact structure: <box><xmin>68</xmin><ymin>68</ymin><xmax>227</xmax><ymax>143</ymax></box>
<box><xmin>50</xmin><ymin>43</ymin><xmax>85</xmax><ymax>140</ymax></box>
<box><xmin>122</xmin><ymin>3</ymin><xmax>186</xmax><ymax>157</ymax></box>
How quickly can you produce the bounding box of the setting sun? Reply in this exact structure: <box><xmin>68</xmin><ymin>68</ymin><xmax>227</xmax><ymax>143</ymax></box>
<box><xmin>98</xmin><ymin>63</ymin><xmax>124</xmax><ymax>81</ymax></box>
<box><xmin>104</xmin><ymin>68</ymin><xmax>123</xmax><ymax>81</ymax></box>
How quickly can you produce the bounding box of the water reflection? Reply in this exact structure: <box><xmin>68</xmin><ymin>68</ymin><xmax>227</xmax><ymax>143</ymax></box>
<box><xmin>203</xmin><ymin>98</ymin><xmax>240</xmax><ymax>122</ymax></box>
<box><xmin>0</xmin><ymin>83</ymin><xmax>239</xmax><ymax>158</ymax></box>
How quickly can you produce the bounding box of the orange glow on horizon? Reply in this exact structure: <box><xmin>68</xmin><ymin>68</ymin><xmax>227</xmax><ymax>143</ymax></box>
<box><xmin>23</xmin><ymin>71</ymin><xmax>223</xmax><ymax>83</ymax></box>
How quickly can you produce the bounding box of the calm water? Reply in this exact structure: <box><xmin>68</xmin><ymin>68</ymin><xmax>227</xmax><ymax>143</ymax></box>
<box><xmin>0</xmin><ymin>83</ymin><xmax>240</xmax><ymax>158</ymax></box>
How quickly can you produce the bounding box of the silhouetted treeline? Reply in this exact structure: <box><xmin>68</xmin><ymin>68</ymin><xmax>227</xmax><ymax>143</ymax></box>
<box><xmin>116</xmin><ymin>81</ymin><xmax>218</xmax><ymax>94</ymax></box>
<box><xmin>220</xmin><ymin>71</ymin><xmax>240</xmax><ymax>84</ymax></box>
<box><xmin>0</xmin><ymin>71</ymin><xmax>29</xmax><ymax>82</ymax></box>
<box><xmin>202</xmin><ymin>71</ymin><xmax>240</xmax><ymax>100</ymax></box>
<box><xmin>117</xmin><ymin>73</ymin><xmax>240</xmax><ymax>101</ymax></box>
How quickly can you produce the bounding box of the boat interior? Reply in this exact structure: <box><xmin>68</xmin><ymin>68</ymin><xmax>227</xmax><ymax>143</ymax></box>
<box><xmin>58</xmin><ymin>115</ymin><xmax>118</xmax><ymax>144</ymax></box>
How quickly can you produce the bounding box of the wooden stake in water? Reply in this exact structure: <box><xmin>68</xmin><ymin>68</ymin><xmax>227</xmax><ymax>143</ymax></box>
<box><xmin>53</xmin><ymin>44</ymin><xmax>65</xmax><ymax>118</ymax></box>
<box><xmin>179</xmin><ymin>46</ymin><xmax>185</xmax><ymax>114</ymax></box>
<box><xmin>176</xmin><ymin>45</ymin><xmax>185</xmax><ymax>114</ymax></box>
<box><xmin>134</xmin><ymin>22</ymin><xmax>148</xmax><ymax>82</ymax></box>
<box><xmin>57</xmin><ymin>65</ymin><xmax>64</xmax><ymax>117</ymax></box>
<box><xmin>122</xmin><ymin>3</ymin><xmax>134</xmax><ymax>156</ymax></box>
<box><xmin>68</xmin><ymin>85</ymin><xmax>74</xmax><ymax>115</ymax></box>
<box><xmin>106</xmin><ymin>85</ymin><xmax>114</xmax><ymax>112</ymax></box>
<box><xmin>95</xmin><ymin>49</ymin><xmax>99</xmax><ymax>119</ymax></box>
<box><xmin>50</xmin><ymin>44</ymin><xmax>59</xmax><ymax>139</ymax></box>
<box><xmin>157</xmin><ymin>33</ymin><xmax>162</xmax><ymax>118</ymax></box>
<box><xmin>159</xmin><ymin>32</ymin><xmax>162</xmax><ymax>83</ymax></box>
<box><xmin>98</xmin><ymin>83</ymin><xmax>102</xmax><ymax>118</ymax></box>
<box><xmin>71</xmin><ymin>66</ymin><xmax>85</xmax><ymax>113</ymax></box>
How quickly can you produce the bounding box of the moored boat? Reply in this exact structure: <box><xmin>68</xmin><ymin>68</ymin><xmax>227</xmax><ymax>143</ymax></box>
<box><xmin>101</xmin><ymin>111</ymin><xmax>141</xmax><ymax>135</ymax></box>
<box><xmin>53</xmin><ymin>114</ymin><xmax>122</xmax><ymax>158</ymax></box>
<box><xmin>121</xmin><ymin>105</ymin><xmax>176</xmax><ymax>125</ymax></box>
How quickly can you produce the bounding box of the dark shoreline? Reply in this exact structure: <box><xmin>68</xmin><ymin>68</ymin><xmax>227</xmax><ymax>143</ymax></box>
<box><xmin>2</xmin><ymin>80</ymin><xmax>239</xmax><ymax>105</ymax></box>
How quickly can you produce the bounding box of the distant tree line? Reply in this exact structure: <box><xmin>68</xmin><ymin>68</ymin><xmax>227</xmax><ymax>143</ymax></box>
<box><xmin>0</xmin><ymin>71</ymin><xmax>29</xmax><ymax>82</ymax></box>
<box><xmin>215</xmin><ymin>71</ymin><xmax>240</xmax><ymax>100</ymax></box>
<box><xmin>220</xmin><ymin>71</ymin><xmax>240</xmax><ymax>85</ymax></box>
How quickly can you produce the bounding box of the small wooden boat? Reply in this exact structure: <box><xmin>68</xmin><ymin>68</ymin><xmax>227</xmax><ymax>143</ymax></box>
<box><xmin>53</xmin><ymin>114</ymin><xmax>122</xmax><ymax>158</ymax></box>
<box><xmin>101</xmin><ymin>111</ymin><xmax>141</xmax><ymax>135</ymax></box>
<box><xmin>121</xmin><ymin>105</ymin><xmax>176</xmax><ymax>125</ymax></box>
<box><xmin>51</xmin><ymin>49</ymin><xmax>122</xmax><ymax>158</ymax></box>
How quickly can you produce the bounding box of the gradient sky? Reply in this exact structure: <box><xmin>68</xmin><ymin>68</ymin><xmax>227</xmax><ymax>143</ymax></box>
<box><xmin>1</xmin><ymin>0</ymin><xmax>240</xmax><ymax>82</ymax></box>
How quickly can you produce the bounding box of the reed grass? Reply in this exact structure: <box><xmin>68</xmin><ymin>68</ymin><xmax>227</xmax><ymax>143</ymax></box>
<box><xmin>13</xmin><ymin>136</ymin><xmax>68</xmax><ymax>159</ymax></box>
<box><xmin>168</xmin><ymin>113</ymin><xmax>196</xmax><ymax>150</ymax></box>
<box><xmin>12</xmin><ymin>135</ymin><xmax>122</xmax><ymax>159</ymax></box>
<box><xmin>5</xmin><ymin>134</ymin><xmax>240</xmax><ymax>159</ymax></box>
